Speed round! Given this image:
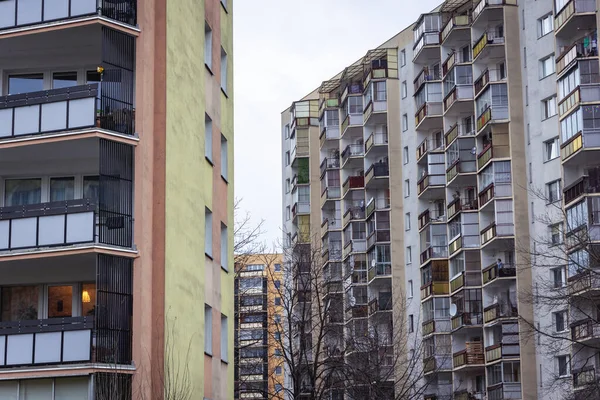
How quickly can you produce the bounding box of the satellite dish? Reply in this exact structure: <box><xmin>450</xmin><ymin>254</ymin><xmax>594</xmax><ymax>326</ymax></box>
<box><xmin>449</xmin><ymin>303</ymin><xmax>458</xmax><ymax>317</ymax></box>
<box><xmin>349</xmin><ymin>296</ymin><xmax>356</xmax><ymax>307</ymax></box>
<box><xmin>371</xmin><ymin>259</ymin><xmax>376</xmax><ymax>268</ymax></box>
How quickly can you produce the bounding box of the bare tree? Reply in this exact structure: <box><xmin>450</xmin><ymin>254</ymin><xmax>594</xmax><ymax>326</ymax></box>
<box><xmin>234</xmin><ymin>197</ymin><xmax>267</xmax><ymax>266</ymax></box>
<box><xmin>515</xmin><ymin>180</ymin><xmax>600</xmax><ymax>400</ymax></box>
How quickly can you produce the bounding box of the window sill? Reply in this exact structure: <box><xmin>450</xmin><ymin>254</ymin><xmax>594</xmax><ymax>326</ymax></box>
<box><xmin>205</xmin><ymin>63</ymin><xmax>214</xmax><ymax>75</ymax></box>
<box><xmin>206</xmin><ymin>156</ymin><xmax>214</xmax><ymax>166</ymax></box>
<box><xmin>543</xmin><ymin>156</ymin><xmax>559</xmax><ymax>164</ymax></box>
<box><xmin>205</xmin><ymin>253</ymin><xmax>213</xmax><ymax>260</ymax></box>
<box><xmin>539</xmin><ymin>73</ymin><xmax>555</xmax><ymax>82</ymax></box>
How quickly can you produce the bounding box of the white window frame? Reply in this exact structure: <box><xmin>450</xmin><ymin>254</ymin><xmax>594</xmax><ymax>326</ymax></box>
<box><xmin>539</xmin><ymin>54</ymin><xmax>555</xmax><ymax>79</ymax></box>
<box><xmin>542</xmin><ymin>96</ymin><xmax>557</xmax><ymax>120</ymax></box>
<box><xmin>538</xmin><ymin>14</ymin><xmax>553</xmax><ymax>38</ymax></box>
<box><xmin>544</xmin><ymin>137</ymin><xmax>559</xmax><ymax>161</ymax></box>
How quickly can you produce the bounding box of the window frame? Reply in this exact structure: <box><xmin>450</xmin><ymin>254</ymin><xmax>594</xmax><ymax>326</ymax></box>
<box><xmin>544</xmin><ymin>137</ymin><xmax>559</xmax><ymax>161</ymax></box>
<box><xmin>537</xmin><ymin>13</ymin><xmax>554</xmax><ymax>38</ymax></box>
<box><xmin>539</xmin><ymin>54</ymin><xmax>556</xmax><ymax>79</ymax></box>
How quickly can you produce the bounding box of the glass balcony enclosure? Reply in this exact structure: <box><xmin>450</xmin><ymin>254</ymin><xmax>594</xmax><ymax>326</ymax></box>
<box><xmin>476</xmin><ymin>84</ymin><xmax>509</xmax><ymax>129</ymax></box>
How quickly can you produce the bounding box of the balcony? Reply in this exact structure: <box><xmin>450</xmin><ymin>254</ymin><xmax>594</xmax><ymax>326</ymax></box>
<box><xmin>478</xmin><ymin>183</ymin><xmax>495</xmax><ymax>206</ymax></box>
<box><xmin>448</xmin><ymin>198</ymin><xmax>478</xmax><ymax>221</ymax></box>
<box><xmin>423</xmin><ymin>355</ymin><xmax>452</xmax><ymax>375</ymax></box>
<box><xmin>446</xmin><ymin>159</ymin><xmax>476</xmax><ymax>183</ymax></box>
<box><xmin>341</xmin><ymin>113</ymin><xmax>363</xmax><ymax>137</ymax></box>
<box><xmin>568</xmin><ymin>269</ymin><xmax>600</xmax><ymax>296</ymax></box>
<box><xmin>559</xmin><ymin>86</ymin><xmax>600</xmax><ymax>122</ymax></box>
<box><xmin>443</xmin><ymin>85</ymin><xmax>473</xmax><ymax>113</ymax></box>
<box><xmin>453</xmin><ymin>342</ymin><xmax>484</xmax><ymax>368</ymax></box>
<box><xmin>292</xmin><ymin>202</ymin><xmax>310</xmax><ymax>221</ymax></box>
<box><xmin>561</xmin><ymin>127</ymin><xmax>600</xmax><ymax>163</ymax></box>
<box><xmin>476</xmin><ymin>104</ymin><xmax>509</xmax><ymax>133</ymax></box>
<box><xmin>482</xmin><ymin>263</ymin><xmax>516</xmax><ymax>285</ymax></box>
<box><xmin>420</xmin><ymin>281</ymin><xmax>450</xmax><ymax>300</ymax></box>
<box><xmin>571</xmin><ymin>318</ymin><xmax>600</xmax><ymax>343</ymax></box>
<box><xmin>472</xmin><ymin>31</ymin><xmax>505</xmax><ymax>62</ymax></box>
<box><xmin>343</xmin><ymin>206</ymin><xmax>364</xmax><ymax>227</ymax></box>
<box><xmin>450</xmin><ymin>271</ymin><xmax>482</xmax><ymax>292</ymax></box>
<box><xmin>343</xmin><ymin>238</ymin><xmax>366</xmax><ymax>259</ymax></box>
<box><xmin>440</xmin><ymin>15</ymin><xmax>471</xmax><ymax>43</ymax></box>
<box><xmin>484</xmin><ymin>303</ymin><xmax>518</xmax><ymax>324</ymax></box>
<box><xmin>322</xmin><ymin>240</ymin><xmax>342</xmax><ymax>262</ymax></box>
<box><xmin>321</xmin><ymin>218</ymin><xmax>342</xmax><ymax>238</ymax></box>
<box><xmin>474</xmin><ymin>69</ymin><xmax>504</xmax><ymax>98</ymax></box>
<box><xmin>340</xmin><ymin>84</ymin><xmax>363</xmax><ymax>106</ymax></box>
<box><xmin>341</xmin><ymin>144</ymin><xmax>364</xmax><ymax>166</ymax></box>
<box><xmin>319</xmin><ymin>125</ymin><xmax>340</xmax><ymax>148</ymax></box>
<box><xmin>320</xmin><ymin>157</ymin><xmax>340</xmax><ymax>177</ymax></box>
<box><xmin>573</xmin><ymin>367</ymin><xmax>600</xmax><ymax>390</ymax></box>
<box><xmin>451</xmin><ymin>311</ymin><xmax>483</xmax><ymax>330</ymax></box>
<box><xmin>418</xmin><ymin>208</ymin><xmax>446</xmax><ymax>231</ymax></box>
<box><xmin>555</xmin><ymin>0</ymin><xmax>596</xmax><ymax>37</ymax></box>
<box><xmin>444</xmin><ymin>123</ymin><xmax>475</xmax><ymax>149</ymax></box>
<box><xmin>564</xmin><ymin>176</ymin><xmax>600</xmax><ymax>206</ymax></box>
<box><xmin>487</xmin><ymin>382</ymin><xmax>522</xmax><ymax>400</ymax></box>
<box><xmin>319</xmin><ymin>97</ymin><xmax>339</xmax><ymax>117</ymax></box>
<box><xmin>485</xmin><ymin>342</ymin><xmax>520</xmax><ymax>363</ymax></box>
<box><xmin>556</xmin><ymin>38</ymin><xmax>599</xmax><ymax>77</ymax></box>
<box><xmin>414</xmin><ymin>67</ymin><xmax>441</xmax><ymax>93</ymax></box>
<box><xmin>368</xmin><ymin>297</ymin><xmax>392</xmax><ymax>317</ymax></box>
<box><xmin>417</xmin><ymin>137</ymin><xmax>445</xmax><ymax>162</ymax></box>
<box><xmin>473</xmin><ymin>0</ymin><xmax>517</xmax><ymax>23</ymax></box>
<box><xmin>481</xmin><ymin>222</ymin><xmax>514</xmax><ymax>246</ymax></box>
<box><xmin>420</xmin><ymin>246</ymin><xmax>448</xmax><ymax>265</ymax></box>
<box><xmin>320</xmin><ymin>186</ymin><xmax>341</xmax><ymax>206</ymax></box>
<box><xmin>365</xmin><ymin>162</ymin><xmax>389</xmax><ymax>187</ymax></box>
<box><xmin>454</xmin><ymin>390</ymin><xmax>484</xmax><ymax>400</ymax></box>
<box><xmin>368</xmin><ymin>263</ymin><xmax>392</xmax><ymax>282</ymax></box>
<box><xmin>366</xmin><ymin>197</ymin><xmax>391</xmax><ymax>219</ymax></box>
<box><xmin>417</xmin><ymin>173</ymin><xmax>445</xmax><ymax>197</ymax></box>
<box><xmin>342</xmin><ymin>175</ymin><xmax>364</xmax><ymax>197</ymax></box>
<box><xmin>366</xmin><ymin>229</ymin><xmax>390</xmax><ymax>249</ymax></box>
<box><xmin>413</xmin><ymin>30</ymin><xmax>441</xmax><ymax>63</ymax></box>
<box><xmin>422</xmin><ymin>318</ymin><xmax>451</xmax><ymax>336</ymax></box>
<box><xmin>415</xmin><ymin>102</ymin><xmax>443</xmax><ymax>130</ymax></box>
<box><xmin>0</xmin><ymin>0</ymin><xmax>137</xmax><ymax>32</ymax></box>
<box><xmin>365</xmin><ymin>132</ymin><xmax>388</xmax><ymax>154</ymax></box>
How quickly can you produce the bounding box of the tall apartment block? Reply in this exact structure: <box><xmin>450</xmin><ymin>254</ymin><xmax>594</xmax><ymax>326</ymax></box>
<box><xmin>281</xmin><ymin>0</ymin><xmax>600</xmax><ymax>399</ymax></box>
<box><xmin>234</xmin><ymin>254</ymin><xmax>285</xmax><ymax>399</ymax></box>
<box><xmin>0</xmin><ymin>1</ymin><xmax>233</xmax><ymax>399</ymax></box>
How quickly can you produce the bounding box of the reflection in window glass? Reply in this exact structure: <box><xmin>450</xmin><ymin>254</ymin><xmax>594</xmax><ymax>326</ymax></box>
<box><xmin>8</xmin><ymin>73</ymin><xmax>44</xmax><ymax>95</ymax></box>
<box><xmin>47</xmin><ymin>285</ymin><xmax>73</xmax><ymax>318</ymax></box>
<box><xmin>50</xmin><ymin>177</ymin><xmax>75</xmax><ymax>202</ymax></box>
<box><xmin>83</xmin><ymin>176</ymin><xmax>100</xmax><ymax>200</ymax></box>
<box><xmin>81</xmin><ymin>283</ymin><xmax>96</xmax><ymax>316</ymax></box>
<box><xmin>52</xmin><ymin>72</ymin><xmax>78</xmax><ymax>89</ymax></box>
<box><xmin>1</xmin><ymin>286</ymin><xmax>39</xmax><ymax>321</ymax></box>
<box><xmin>4</xmin><ymin>179</ymin><xmax>42</xmax><ymax>206</ymax></box>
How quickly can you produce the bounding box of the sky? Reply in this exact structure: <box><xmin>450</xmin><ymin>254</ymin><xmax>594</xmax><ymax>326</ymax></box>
<box><xmin>233</xmin><ymin>0</ymin><xmax>442</xmax><ymax>249</ymax></box>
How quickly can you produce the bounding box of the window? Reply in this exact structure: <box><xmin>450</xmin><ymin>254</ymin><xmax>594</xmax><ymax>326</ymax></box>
<box><xmin>274</xmin><ymin>314</ymin><xmax>281</xmax><ymax>323</ymax></box>
<box><xmin>542</xmin><ymin>96</ymin><xmax>557</xmax><ymax>119</ymax></box>
<box><xmin>205</xmin><ymin>114</ymin><xmax>213</xmax><ymax>162</ymax></box>
<box><xmin>544</xmin><ymin>137</ymin><xmax>559</xmax><ymax>161</ymax></box>
<box><xmin>221</xmin><ymin>0</ymin><xmax>227</xmax><ymax>9</ymax></box>
<box><xmin>221</xmin><ymin>223</ymin><xmax>228</xmax><ymax>270</ymax></box>
<box><xmin>540</xmin><ymin>54</ymin><xmax>555</xmax><ymax>78</ymax></box>
<box><xmin>274</xmin><ymin>263</ymin><xmax>281</xmax><ymax>272</ymax></box>
<box><xmin>557</xmin><ymin>355</ymin><xmax>570</xmax><ymax>377</ymax></box>
<box><xmin>221</xmin><ymin>314</ymin><xmax>228</xmax><ymax>362</ymax></box>
<box><xmin>52</xmin><ymin>71</ymin><xmax>77</xmax><ymax>89</ymax></box>
<box><xmin>220</xmin><ymin>47</ymin><xmax>228</xmax><ymax>92</ymax></box>
<box><xmin>286</xmin><ymin>206</ymin><xmax>291</xmax><ymax>221</ymax></box>
<box><xmin>286</xmin><ymin>179</ymin><xmax>290</xmax><ymax>193</ymax></box>
<box><xmin>275</xmin><ymin>297</ymin><xmax>281</xmax><ymax>306</ymax></box>
<box><xmin>274</xmin><ymin>280</ymin><xmax>281</xmax><ymax>289</ymax></box>
<box><xmin>400</xmin><ymin>50</ymin><xmax>406</xmax><ymax>67</ymax></box>
<box><xmin>402</xmin><ymin>114</ymin><xmax>408</xmax><ymax>131</ymax></box>
<box><xmin>204</xmin><ymin>22</ymin><xmax>213</xmax><ymax>69</ymax></box>
<box><xmin>538</xmin><ymin>14</ymin><xmax>553</xmax><ymax>37</ymax></box>
<box><xmin>404</xmin><ymin>179</ymin><xmax>410</xmax><ymax>197</ymax></box>
<box><xmin>554</xmin><ymin>310</ymin><xmax>568</xmax><ymax>332</ymax></box>
<box><xmin>275</xmin><ymin>384</ymin><xmax>283</xmax><ymax>393</ymax></box>
<box><xmin>8</xmin><ymin>73</ymin><xmax>44</xmax><ymax>95</ymax></box>
<box><xmin>403</xmin><ymin>146</ymin><xmax>409</xmax><ymax>164</ymax></box>
<box><xmin>285</xmin><ymin>151</ymin><xmax>290</xmax><ymax>166</ymax></box>
<box><xmin>406</xmin><ymin>246</ymin><xmax>412</xmax><ymax>264</ymax></box>
<box><xmin>504</xmin><ymin>362</ymin><xmax>521</xmax><ymax>383</ymax></box>
<box><xmin>284</xmin><ymin>124</ymin><xmax>290</xmax><ymax>139</ymax></box>
<box><xmin>402</xmin><ymin>81</ymin><xmax>407</xmax><ymax>98</ymax></box>
<box><xmin>205</xmin><ymin>208</ymin><xmax>213</xmax><ymax>257</ymax></box>
<box><xmin>220</xmin><ymin>135</ymin><xmax>228</xmax><ymax>180</ymax></box>
<box><xmin>374</xmin><ymin>81</ymin><xmax>387</xmax><ymax>101</ymax></box>
<box><xmin>405</xmin><ymin>213</ymin><xmax>411</xmax><ymax>231</ymax></box>
<box><xmin>246</xmin><ymin>264</ymin><xmax>265</xmax><ymax>271</ymax></box>
<box><xmin>50</xmin><ymin>177</ymin><xmax>75</xmax><ymax>202</ymax></box>
<box><xmin>275</xmin><ymin>366</ymin><xmax>282</xmax><ymax>375</ymax></box>
<box><xmin>274</xmin><ymin>348</ymin><xmax>282</xmax><ymax>356</ymax></box>
<box><xmin>549</xmin><ymin>223</ymin><xmax>562</xmax><ymax>245</ymax></box>
<box><xmin>409</xmin><ymin>314</ymin><xmax>414</xmax><ymax>333</ymax></box>
<box><xmin>551</xmin><ymin>267</ymin><xmax>566</xmax><ymax>288</ymax></box>
<box><xmin>408</xmin><ymin>280</ymin><xmax>413</xmax><ymax>298</ymax></box>
<box><xmin>547</xmin><ymin>180</ymin><xmax>561</xmax><ymax>203</ymax></box>
<box><xmin>204</xmin><ymin>305</ymin><xmax>213</xmax><ymax>355</ymax></box>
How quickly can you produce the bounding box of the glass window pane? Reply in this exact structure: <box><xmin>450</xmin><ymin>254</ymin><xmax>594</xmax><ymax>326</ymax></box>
<box><xmin>0</xmin><ymin>380</ymin><xmax>17</xmax><ymax>400</ymax></box>
<box><xmin>1</xmin><ymin>286</ymin><xmax>39</xmax><ymax>321</ymax></box>
<box><xmin>5</xmin><ymin>178</ymin><xmax>42</xmax><ymax>206</ymax></box>
<box><xmin>19</xmin><ymin>379</ymin><xmax>53</xmax><ymax>400</ymax></box>
<box><xmin>83</xmin><ymin>176</ymin><xmax>100</xmax><ymax>200</ymax></box>
<box><xmin>47</xmin><ymin>285</ymin><xmax>73</xmax><ymax>318</ymax></box>
<box><xmin>8</xmin><ymin>73</ymin><xmax>44</xmax><ymax>95</ymax></box>
<box><xmin>54</xmin><ymin>377</ymin><xmax>90</xmax><ymax>400</ymax></box>
<box><xmin>50</xmin><ymin>177</ymin><xmax>75</xmax><ymax>202</ymax></box>
<box><xmin>52</xmin><ymin>72</ymin><xmax>78</xmax><ymax>89</ymax></box>
<box><xmin>81</xmin><ymin>283</ymin><xmax>96</xmax><ymax>317</ymax></box>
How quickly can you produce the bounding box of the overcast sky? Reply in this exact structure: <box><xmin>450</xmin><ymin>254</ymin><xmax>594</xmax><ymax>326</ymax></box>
<box><xmin>233</xmin><ymin>0</ymin><xmax>441</xmax><ymax>249</ymax></box>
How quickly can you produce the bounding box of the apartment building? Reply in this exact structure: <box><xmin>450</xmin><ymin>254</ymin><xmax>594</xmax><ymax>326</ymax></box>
<box><xmin>281</xmin><ymin>0</ymin><xmax>600</xmax><ymax>399</ymax></box>
<box><xmin>0</xmin><ymin>1</ymin><xmax>233</xmax><ymax>399</ymax></box>
<box><xmin>234</xmin><ymin>254</ymin><xmax>285</xmax><ymax>399</ymax></box>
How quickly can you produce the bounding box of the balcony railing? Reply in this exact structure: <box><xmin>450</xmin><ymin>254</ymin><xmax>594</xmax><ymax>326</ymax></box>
<box><xmin>448</xmin><ymin>236</ymin><xmax>462</xmax><ymax>255</ymax></box>
<box><xmin>478</xmin><ymin>183</ymin><xmax>495</xmax><ymax>205</ymax></box>
<box><xmin>446</xmin><ymin>159</ymin><xmax>460</xmax><ymax>182</ymax></box>
<box><xmin>320</xmin><ymin>187</ymin><xmax>341</xmax><ymax>206</ymax></box>
<box><xmin>365</xmin><ymin>132</ymin><xmax>388</xmax><ymax>153</ymax></box>
<box><xmin>418</xmin><ymin>208</ymin><xmax>446</xmax><ymax>230</ymax></box>
<box><xmin>441</xmin><ymin>15</ymin><xmax>471</xmax><ymax>43</ymax></box>
<box><xmin>481</xmin><ymin>222</ymin><xmax>514</xmax><ymax>245</ymax></box>
<box><xmin>568</xmin><ymin>269</ymin><xmax>600</xmax><ymax>295</ymax></box>
<box><xmin>448</xmin><ymin>197</ymin><xmax>478</xmax><ymax>220</ymax></box>
<box><xmin>450</xmin><ymin>271</ymin><xmax>482</xmax><ymax>292</ymax></box>
<box><xmin>342</xmin><ymin>176</ymin><xmax>365</xmax><ymax>197</ymax></box>
<box><xmin>474</xmin><ymin>69</ymin><xmax>504</xmax><ymax>97</ymax></box>
<box><xmin>556</xmin><ymin>33</ymin><xmax>598</xmax><ymax>76</ymax></box>
<box><xmin>319</xmin><ymin>125</ymin><xmax>340</xmax><ymax>148</ymax></box>
<box><xmin>422</xmin><ymin>318</ymin><xmax>452</xmax><ymax>336</ymax></box>
<box><xmin>320</xmin><ymin>157</ymin><xmax>340</xmax><ymax>176</ymax></box>
<box><xmin>0</xmin><ymin>317</ymin><xmax>93</xmax><ymax>368</ymax></box>
<box><xmin>413</xmin><ymin>32</ymin><xmax>441</xmax><ymax>59</ymax></box>
<box><xmin>368</xmin><ymin>263</ymin><xmax>392</xmax><ymax>281</ymax></box>
<box><xmin>420</xmin><ymin>246</ymin><xmax>448</xmax><ymax>264</ymax></box>
<box><xmin>476</xmin><ymin>106</ymin><xmax>492</xmax><ymax>132</ymax></box>
<box><xmin>341</xmin><ymin>144</ymin><xmax>364</xmax><ymax>165</ymax></box>
<box><xmin>477</xmin><ymin>144</ymin><xmax>493</xmax><ymax>170</ymax></box>
<box><xmin>563</xmin><ymin>176</ymin><xmax>600</xmax><ymax>206</ymax></box>
<box><xmin>451</xmin><ymin>311</ymin><xmax>483</xmax><ymax>330</ymax></box>
<box><xmin>485</xmin><ymin>343</ymin><xmax>520</xmax><ymax>363</ymax></box>
<box><xmin>366</xmin><ymin>230</ymin><xmax>391</xmax><ymax>248</ymax></box>
<box><xmin>482</xmin><ymin>263</ymin><xmax>517</xmax><ymax>285</ymax></box>
<box><xmin>487</xmin><ymin>383</ymin><xmax>522</xmax><ymax>400</ymax></box>
<box><xmin>366</xmin><ymin>197</ymin><xmax>391</xmax><ymax>220</ymax></box>
<box><xmin>573</xmin><ymin>367</ymin><xmax>599</xmax><ymax>389</ymax></box>
<box><xmin>415</xmin><ymin>103</ymin><xmax>443</xmax><ymax>127</ymax></box>
<box><xmin>473</xmin><ymin>31</ymin><xmax>505</xmax><ymax>60</ymax></box>
<box><xmin>365</xmin><ymin>162</ymin><xmax>389</xmax><ymax>185</ymax></box>
<box><xmin>473</xmin><ymin>0</ymin><xmax>517</xmax><ymax>21</ymax></box>
<box><xmin>0</xmin><ymin>0</ymin><xmax>137</xmax><ymax>30</ymax></box>
<box><xmin>453</xmin><ymin>342</ymin><xmax>484</xmax><ymax>368</ymax></box>
<box><xmin>417</xmin><ymin>173</ymin><xmax>445</xmax><ymax>195</ymax></box>
<box><xmin>321</xmin><ymin>218</ymin><xmax>342</xmax><ymax>237</ymax></box>
<box><xmin>420</xmin><ymin>281</ymin><xmax>450</xmax><ymax>300</ymax></box>
<box><xmin>571</xmin><ymin>318</ymin><xmax>600</xmax><ymax>342</ymax></box>
<box><xmin>555</xmin><ymin>0</ymin><xmax>596</xmax><ymax>33</ymax></box>
<box><xmin>414</xmin><ymin>67</ymin><xmax>442</xmax><ymax>92</ymax></box>
<box><xmin>484</xmin><ymin>302</ymin><xmax>518</xmax><ymax>324</ymax></box>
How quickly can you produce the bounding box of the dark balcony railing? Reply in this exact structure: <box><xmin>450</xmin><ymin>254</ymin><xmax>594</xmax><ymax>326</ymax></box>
<box><xmin>571</xmin><ymin>318</ymin><xmax>600</xmax><ymax>341</ymax></box>
<box><xmin>478</xmin><ymin>183</ymin><xmax>495</xmax><ymax>206</ymax></box>
<box><xmin>564</xmin><ymin>176</ymin><xmax>600</xmax><ymax>206</ymax></box>
<box><xmin>320</xmin><ymin>157</ymin><xmax>340</xmax><ymax>176</ymax></box>
<box><xmin>420</xmin><ymin>281</ymin><xmax>450</xmax><ymax>300</ymax></box>
<box><xmin>453</xmin><ymin>342</ymin><xmax>484</xmax><ymax>368</ymax></box>
<box><xmin>0</xmin><ymin>0</ymin><xmax>137</xmax><ymax>31</ymax></box>
<box><xmin>484</xmin><ymin>302</ymin><xmax>518</xmax><ymax>324</ymax></box>
<box><xmin>451</xmin><ymin>311</ymin><xmax>483</xmax><ymax>330</ymax></box>
<box><xmin>482</xmin><ymin>263</ymin><xmax>516</xmax><ymax>285</ymax></box>
<box><xmin>573</xmin><ymin>366</ymin><xmax>598</xmax><ymax>388</ymax></box>
<box><xmin>365</xmin><ymin>162</ymin><xmax>389</xmax><ymax>185</ymax></box>
<box><xmin>568</xmin><ymin>269</ymin><xmax>600</xmax><ymax>295</ymax></box>
<box><xmin>414</xmin><ymin>67</ymin><xmax>441</xmax><ymax>92</ymax></box>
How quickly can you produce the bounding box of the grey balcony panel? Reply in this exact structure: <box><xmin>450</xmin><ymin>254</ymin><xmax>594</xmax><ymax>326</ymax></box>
<box><xmin>6</xmin><ymin>334</ymin><xmax>34</xmax><ymax>365</ymax></box>
<box><xmin>62</xmin><ymin>330</ymin><xmax>92</xmax><ymax>362</ymax></box>
<box><xmin>38</xmin><ymin>214</ymin><xmax>67</xmax><ymax>246</ymax></box>
<box><xmin>69</xmin><ymin>0</ymin><xmax>97</xmax><ymax>17</ymax></box>
<box><xmin>11</xmin><ymin>218</ymin><xmax>37</xmax><ymax>248</ymax></box>
<box><xmin>0</xmin><ymin>336</ymin><xmax>3</xmax><ymax>364</ymax></box>
<box><xmin>34</xmin><ymin>332</ymin><xmax>63</xmax><ymax>363</ymax></box>
<box><xmin>17</xmin><ymin>0</ymin><xmax>42</xmax><ymax>26</ymax></box>
<box><xmin>44</xmin><ymin>0</ymin><xmax>70</xmax><ymax>21</ymax></box>
<box><xmin>66</xmin><ymin>212</ymin><xmax>95</xmax><ymax>243</ymax></box>
<box><xmin>68</xmin><ymin>97</ymin><xmax>96</xmax><ymax>129</ymax></box>
<box><xmin>0</xmin><ymin>109</ymin><xmax>11</xmax><ymax>137</ymax></box>
<box><xmin>14</xmin><ymin>105</ymin><xmax>39</xmax><ymax>136</ymax></box>
<box><xmin>41</xmin><ymin>102</ymin><xmax>68</xmax><ymax>132</ymax></box>
<box><xmin>0</xmin><ymin>1</ymin><xmax>16</xmax><ymax>28</ymax></box>
<box><xmin>0</xmin><ymin>221</ymin><xmax>8</xmax><ymax>248</ymax></box>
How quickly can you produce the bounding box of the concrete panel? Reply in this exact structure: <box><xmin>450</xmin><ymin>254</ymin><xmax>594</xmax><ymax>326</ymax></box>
<box><xmin>38</xmin><ymin>214</ymin><xmax>66</xmax><ymax>246</ymax></box>
<box><xmin>0</xmin><ymin>221</ymin><xmax>9</xmax><ymax>250</ymax></box>
<box><xmin>68</xmin><ymin>97</ymin><xmax>95</xmax><ymax>129</ymax></box>
<box><xmin>6</xmin><ymin>334</ymin><xmax>34</xmax><ymax>365</ymax></box>
<box><xmin>16</xmin><ymin>0</ymin><xmax>42</xmax><ymax>26</ymax></box>
<box><xmin>41</xmin><ymin>101</ymin><xmax>68</xmax><ymax>133</ymax></box>
<box><xmin>66</xmin><ymin>212</ymin><xmax>94</xmax><ymax>243</ymax></box>
<box><xmin>0</xmin><ymin>109</ymin><xmax>12</xmax><ymax>138</ymax></box>
<box><xmin>43</xmin><ymin>0</ymin><xmax>69</xmax><ymax>21</ymax></box>
<box><xmin>0</xmin><ymin>0</ymin><xmax>16</xmax><ymax>29</ymax></box>
<box><xmin>34</xmin><ymin>332</ymin><xmax>62</xmax><ymax>363</ymax></box>
<box><xmin>62</xmin><ymin>330</ymin><xmax>91</xmax><ymax>362</ymax></box>
<box><xmin>14</xmin><ymin>105</ymin><xmax>40</xmax><ymax>136</ymax></box>
<box><xmin>71</xmin><ymin>0</ymin><xmax>97</xmax><ymax>16</ymax></box>
<box><xmin>10</xmin><ymin>217</ymin><xmax>37</xmax><ymax>249</ymax></box>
